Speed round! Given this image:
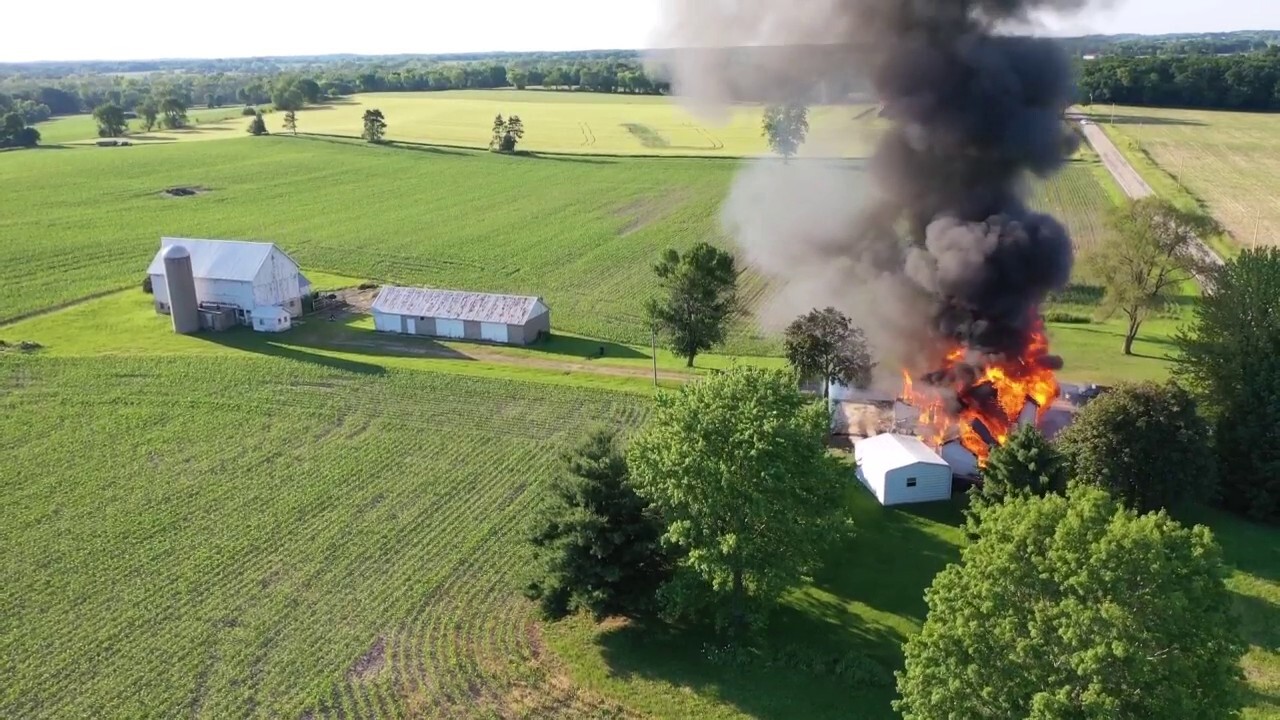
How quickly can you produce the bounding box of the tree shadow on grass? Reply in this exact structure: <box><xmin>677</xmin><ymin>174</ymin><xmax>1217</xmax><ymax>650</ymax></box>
<box><xmin>1079</xmin><ymin>113</ymin><xmax>1208</xmax><ymax>127</ymax></box>
<box><xmin>1232</xmin><ymin>591</ymin><xmax>1279</xmax><ymax>654</ymax></box>
<box><xmin>590</xmin><ymin>487</ymin><xmax>964</xmax><ymax>720</ymax></box>
<box><xmin>291</xmin><ymin>133</ymin><xmax>475</xmax><ymax>157</ymax></box>
<box><xmin>524</xmin><ymin>334</ymin><xmax>647</xmax><ymax>361</ymax></box>
<box><xmin>595</xmin><ymin>617</ymin><xmax>902</xmax><ymax>720</ymax></box>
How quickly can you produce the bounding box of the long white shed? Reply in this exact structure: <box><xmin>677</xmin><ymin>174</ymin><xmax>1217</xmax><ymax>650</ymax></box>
<box><xmin>854</xmin><ymin>433</ymin><xmax>953</xmax><ymax>506</ymax></box>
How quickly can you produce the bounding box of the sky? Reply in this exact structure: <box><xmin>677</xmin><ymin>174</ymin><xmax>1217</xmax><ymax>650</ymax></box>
<box><xmin>4</xmin><ymin>0</ymin><xmax>1280</xmax><ymax>62</ymax></box>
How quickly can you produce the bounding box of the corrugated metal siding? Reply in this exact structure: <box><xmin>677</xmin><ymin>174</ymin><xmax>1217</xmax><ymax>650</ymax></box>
<box><xmin>881</xmin><ymin>463</ymin><xmax>952</xmax><ymax>506</ymax></box>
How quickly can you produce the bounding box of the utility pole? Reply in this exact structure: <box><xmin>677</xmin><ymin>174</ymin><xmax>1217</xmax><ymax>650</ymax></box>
<box><xmin>650</xmin><ymin>325</ymin><xmax>659</xmax><ymax>388</ymax></box>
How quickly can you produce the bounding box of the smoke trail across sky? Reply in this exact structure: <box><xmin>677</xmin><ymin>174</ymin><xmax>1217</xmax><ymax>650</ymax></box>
<box><xmin>652</xmin><ymin>0</ymin><xmax>1103</xmax><ymax>382</ymax></box>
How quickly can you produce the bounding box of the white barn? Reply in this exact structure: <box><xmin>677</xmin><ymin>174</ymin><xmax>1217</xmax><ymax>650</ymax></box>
<box><xmin>371</xmin><ymin>286</ymin><xmax>551</xmax><ymax>345</ymax></box>
<box><xmin>854</xmin><ymin>433</ymin><xmax>954</xmax><ymax>506</ymax></box>
<box><xmin>147</xmin><ymin>238</ymin><xmax>306</xmax><ymax>327</ymax></box>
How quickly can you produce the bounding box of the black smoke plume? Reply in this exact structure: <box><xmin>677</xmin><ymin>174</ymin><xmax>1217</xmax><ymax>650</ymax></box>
<box><xmin>653</xmin><ymin>0</ymin><xmax>1097</xmax><ymax>381</ymax></box>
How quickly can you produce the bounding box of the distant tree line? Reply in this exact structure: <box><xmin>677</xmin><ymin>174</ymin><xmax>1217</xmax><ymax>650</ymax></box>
<box><xmin>1064</xmin><ymin>30</ymin><xmax>1280</xmax><ymax>58</ymax></box>
<box><xmin>1079</xmin><ymin>48</ymin><xmax>1280</xmax><ymax>110</ymax></box>
<box><xmin>0</xmin><ymin>56</ymin><xmax>670</xmax><ymax>124</ymax></box>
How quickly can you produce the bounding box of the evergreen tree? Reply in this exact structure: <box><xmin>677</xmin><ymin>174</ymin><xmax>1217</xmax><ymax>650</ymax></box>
<box><xmin>524</xmin><ymin>428</ymin><xmax>670</xmax><ymax>619</ymax></box>
<box><xmin>282</xmin><ymin>110</ymin><xmax>297</xmax><ymax>135</ymax></box>
<box><xmin>246</xmin><ymin>111</ymin><xmax>269</xmax><ymax>136</ymax></box>
<box><xmin>978</xmin><ymin>425</ymin><xmax>1066</xmax><ymax>502</ymax></box>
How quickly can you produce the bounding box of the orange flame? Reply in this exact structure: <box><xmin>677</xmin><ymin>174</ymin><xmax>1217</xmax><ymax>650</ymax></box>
<box><xmin>900</xmin><ymin>320</ymin><xmax>1060</xmax><ymax>466</ymax></box>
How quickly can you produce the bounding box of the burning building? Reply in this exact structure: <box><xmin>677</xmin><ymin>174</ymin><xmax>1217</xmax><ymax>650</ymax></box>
<box><xmin>655</xmin><ymin>0</ymin><xmax>1087</xmax><ymax>468</ymax></box>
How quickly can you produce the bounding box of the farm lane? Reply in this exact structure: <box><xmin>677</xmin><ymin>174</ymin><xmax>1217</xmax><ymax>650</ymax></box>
<box><xmin>1073</xmin><ymin>116</ymin><xmax>1224</xmax><ymax>286</ymax></box>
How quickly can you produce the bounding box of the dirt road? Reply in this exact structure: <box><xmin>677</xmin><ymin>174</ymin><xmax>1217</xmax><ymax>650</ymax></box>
<box><xmin>1073</xmin><ymin>117</ymin><xmax>1223</xmax><ymax>285</ymax></box>
<box><xmin>1079</xmin><ymin>121</ymin><xmax>1155</xmax><ymax>199</ymax></box>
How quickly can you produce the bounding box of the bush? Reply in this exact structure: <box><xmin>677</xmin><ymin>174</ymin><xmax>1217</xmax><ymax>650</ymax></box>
<box><xmin>357</xmin><ymin>282</ymin><xmax>378</xmax><ymax>290</ymax></box>
<box><xmin>1044</xmin><ymin>311</ymin><xmax>1090</xmax><ymax>324</ymax></box>
<box><xmin>1057</xmin><ymin>381</ymin><xmax>1216</xmax><ymax>514</ymax></box>
<box><xmin>142</xmin><ymin>276</ymin><xmax>153</xmax><ymax>294</ymax></box>
<box><xmin>241</xmin><ymin>106</ymin><xmax>257</xmax><ymax>116</ymax></box>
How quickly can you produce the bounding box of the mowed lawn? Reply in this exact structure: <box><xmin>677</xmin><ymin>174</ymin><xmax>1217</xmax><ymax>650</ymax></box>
<box><xmin>1081</xmin><ymin>105</ymin><xmax>1280</xmax><ymax>247</ymax></box>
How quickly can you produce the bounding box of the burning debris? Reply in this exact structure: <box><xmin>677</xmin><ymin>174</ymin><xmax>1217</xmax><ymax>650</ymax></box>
<box><xmin>655</xmin><ymin>0</ymin><xmax>1093</xmax><ymax>463</ymax></box>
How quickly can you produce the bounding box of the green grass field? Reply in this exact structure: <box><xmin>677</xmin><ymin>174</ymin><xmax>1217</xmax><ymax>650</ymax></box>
<box><xmin>1</xmin><ymin>91</ymin><xmax>1277</xmax><ymax>717</ymax></box>
<box><xmin>42</xmin><ymin>90</ymin><xmax>879</xmax><ymax>157</ymax></box>
<box><xmin>0</xmin><ymin>130</ymin><xmax>1143</xmax><ymax>377</ymax></box>
<box><xmin>1080</xmin><ymin>105</ymin><xmax>1280</xmax><ymax>251</ymax></box>
<box><xmin>2</xmin><ymin>351</ymin><xmax>1274</xmax><ymax>718</ymax></box>
<box><xmin>32</xmin><ymin>105</ymin><xmax>263</xmax><ymax>145</ymax></box>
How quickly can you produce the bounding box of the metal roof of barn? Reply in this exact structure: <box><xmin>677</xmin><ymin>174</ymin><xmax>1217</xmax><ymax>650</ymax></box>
<box><xmin>854</xmin><ymin>434</ymin><xmax>949</xmax><ymax>478</ymax></box>
<box><xmin>372</xmin><ymin>286</ymin><xmax>548</xmax><ymax>326</ymax></box>
<box><xmin>147</xmin><ymin>238</ymin><xmax>296</xmax><ymax>282</ymax></box>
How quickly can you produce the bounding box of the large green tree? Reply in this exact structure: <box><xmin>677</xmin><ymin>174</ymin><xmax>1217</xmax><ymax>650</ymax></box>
<box><xmin>646</xmin><ymin>243</ymin><xmax>739</xmax><ymax>368</ymax></box>
<box><xmin>524</xmin><ymin>428</ymin><xmax>670</xmax><ymax>619</ymax></box>
<box><xmin>158</xmin><ymin>96</ymin><xmax>188</xmax><ymax>130</ymax></box>
<box><xmin>136</xmin><ymin>100</ymin><xmax>159</xmax><ymax>132</ymax></box>
<box><xmin>1091</xmin><ymin>196</ymin><xmax>1218</xmax><ymax>355</ymax></box>
<box><xmin>783</xmin><ymin>307</ymin><xmax>874</xmax><ymax>397</ymax></box>
<box><xmin>1176</xmin><ymin>248</ymin><xmax>1280</xmax><ymax>521</ymax></box>
<box><xmin>1056</xmin><ymin>381</ymin><xmax>1216</xmax><ymax>515</ymax></box>
<box><xmin>361</xmin><ymin>109</ymin><xmax>387</xmax><ymax>143</ymax></box>
<box><xmin>293</xmin><ymin>78</ymin><xmax>322</xmax><ymax>104</ymax></box>
<box><xmin>92</xmin><ymin>103</ymin><xmax>128</xmax><ymax>138</ymax></box>
<box><xmin>627</xmin><ymin>366</ymin><xmax>845</xmax><ymax>634</ymax></box>
<box><xmin>0</xmin><ymin>112</ymin><xmax>39</xmax><ymax>148</ymax></box>
<box><xmin>978</xmin><ymin>424</ymin><xmax>1066</xmax><ymax>502</ymax></box>
<box><xmin>272</xmin><ymin>87</ymin><xmax>304</xmax><ymax>112</ymax></box>
<box><xmin>762</xmin><ymin>103</ymin><xmax>810</xmax><ymax>161</ymax></box>
<box><xmin>896</xmin><ymin>486</ymin><xmax>1245</xmax><ymax>719</ymax></box>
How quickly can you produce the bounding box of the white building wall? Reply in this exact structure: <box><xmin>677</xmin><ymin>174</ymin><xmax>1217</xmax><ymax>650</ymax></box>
<box><xmin>373</xmin><ymin>311</ymin><xmax>400</xmax><ymax>333</ymax></box>
<box><xmin>480</xmin><ymin>322</ymin><xmax>508</xmax><ymax>343</ymax></box>
<box><xmin>881</xmin><ymin>462</ymin><xmax>952</xmax><ymax>506</ymax></box>
<box><xmin>151</xmin><ymin>274</ymin><xmax>170</xmax><ymax>304</ymax></box>
<box><xmin>855</xmin><ymin>466</ymin><xmax>887</xmax><ymax>504</ymax></box>
<box><xmin>194</xmin><ymin>278</ymin><xmax>256</xmax><ymax>309</ymax></box>
<box><xmin>251</xmin><ymin>249</ymin><xmax>302</xmax><ymax>312</ymax></box>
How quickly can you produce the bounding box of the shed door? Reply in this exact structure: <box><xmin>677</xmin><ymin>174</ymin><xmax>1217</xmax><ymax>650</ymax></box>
<box><xmin>480</xmin><ymin>322</ymin><xmax>508</xmax><ymax>343</ymax></box>
<box><xmin>436</xmin><ymin>319</ymin><xmax>465</xmax><ymax>339</ymax></box>
<box><xmin>406</xmin><ymin>317</ymin><xmax>417</xmax><ymax>335</ymax></box>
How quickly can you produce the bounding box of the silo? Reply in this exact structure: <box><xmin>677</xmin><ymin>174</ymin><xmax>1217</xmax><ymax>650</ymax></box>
<box><xmin>163</xmin><ymin>244</ymin><xmax>200</xmax><ymax>334</ymax></box>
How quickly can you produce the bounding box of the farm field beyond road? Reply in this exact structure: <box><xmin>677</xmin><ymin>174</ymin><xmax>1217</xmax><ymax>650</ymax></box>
<box><xmin>37</xmin><ymin>90</ymin><xmax>882</xmax><ymax>157</ymax></box>
<box><xmin>1082</xmin><ymin>105</ymin><xmax>1280</xmax><ymax>247</ymax></box>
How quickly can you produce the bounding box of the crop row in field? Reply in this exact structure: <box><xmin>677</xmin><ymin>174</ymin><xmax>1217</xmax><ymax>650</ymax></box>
<box><xmin>0</xmin><ymin>353</ymin><xmax>648</xmax><ymax>718</ymax></box>
<box><xmin>1027</xmin><ymin>157</ymin><xmax>1118</xmax><ymax>253</ymax></box>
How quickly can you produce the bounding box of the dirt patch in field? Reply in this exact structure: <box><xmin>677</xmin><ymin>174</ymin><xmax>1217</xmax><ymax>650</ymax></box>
<box><xmin>347</xmin><ymin>636</ymin><xmax>387</xmax><ymax>682</ymax></box>
<box><xmin>160</xmin><ymin>185</ymin><xmax>210</xmax><ymax>198</ymax></box>
<box><xmin>613</xmin><ymin>189</ymin><xmax>693</xmax><ymax>236</ymax></box>
<box><xmin>0</xmin><ymin>340</ymin><xmax>43</xmax><ymax>353</ymax></box>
